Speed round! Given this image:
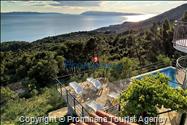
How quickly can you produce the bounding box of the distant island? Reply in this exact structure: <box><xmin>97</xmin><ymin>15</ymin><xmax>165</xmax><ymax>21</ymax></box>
<box><xmin>1</xmin><ymin>12</ymin><xmax>63</xmax><ymax>15</ymax></box>
<box><xmin>81</xmin><ymin>11</ymin><xmax>141</xmax><ymax>16</ymax></box>
<box><xmin>2</xmin><ymin>11</ymin><xmax>141</xmax><ymax>16</ymax></box>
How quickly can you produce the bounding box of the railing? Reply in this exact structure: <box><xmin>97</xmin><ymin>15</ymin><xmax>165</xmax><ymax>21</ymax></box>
<box><xmin>173</xmin><ymin>20</ymin><xmax>187</xmax><ymax>125</ymax></box>
<box><xmin>55</xmin><ymin>78</ymin><xmax>89</xmax><ymax>117</ymax></box>
<box><xmin>172</xmin><ymin>20</ymin><xmax>187</xmax><ymax>53</ymax></box>
<box><xmin>176</xmin><ymin>56</ymin><xmax>187</xmax><ymax>89</ymax></box>
<box><xmin>104</xmin><ymin>104</ymin><xmax>120</xmax><ymax>116</ymax></box>
<box><xmin>177</xmin><ymin>56</ymin><xmax>187</xmax><ymax>69</ymax></box>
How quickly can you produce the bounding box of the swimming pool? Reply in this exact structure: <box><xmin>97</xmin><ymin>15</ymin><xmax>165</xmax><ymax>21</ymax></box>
<box><xmin>132</xmin><ymin>66</ymin><xmax>180</xmax><ymax>89</ymax></box>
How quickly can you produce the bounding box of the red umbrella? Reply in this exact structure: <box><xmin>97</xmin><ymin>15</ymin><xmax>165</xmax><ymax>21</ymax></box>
<box><xmin>92</xmin><ymin>56</ymin><xmax>99</xmax><ymax>63</ymax></box>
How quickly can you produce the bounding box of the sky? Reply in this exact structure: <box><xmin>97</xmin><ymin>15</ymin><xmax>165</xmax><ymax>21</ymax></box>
<box><xmin>1</xmin><ymin>1</ymin><xmax>187</xmax><ymax>15</ymax></box>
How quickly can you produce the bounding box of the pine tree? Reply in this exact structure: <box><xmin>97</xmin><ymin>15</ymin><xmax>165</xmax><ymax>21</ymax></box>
<box><xmin>162</xmin><ymin>19</ymin><xmax>174</xmax><ymax>57</ymax></box>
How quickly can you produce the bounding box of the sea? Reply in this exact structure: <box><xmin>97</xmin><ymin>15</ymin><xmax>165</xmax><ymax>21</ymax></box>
<box><xmin>1</xmin><ymin>13</ymin><xmax>155</xmax><ymax>42</ymax></box>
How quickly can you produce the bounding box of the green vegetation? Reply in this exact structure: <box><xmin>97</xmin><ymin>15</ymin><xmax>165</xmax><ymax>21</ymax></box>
<box><xmin>1</xmin><ymin>11</ymin><xmax>186</xmax><ymax>124</ymax></box>
<box><xmin>1</xmin><ymin>86</ymin><xmax>65</xmax><ymax>124</ymax></box>
<box><xmin>119</xmin><ymin>74</ymin><xmax>187</xmax><ymax>124</ymax></box>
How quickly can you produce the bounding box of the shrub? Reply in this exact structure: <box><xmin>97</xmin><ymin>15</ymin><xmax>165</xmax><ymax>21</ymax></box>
<box><xmin>119</xmin><ymin>73</ymin><xmax>187</xmax><ymax>124</ymax></box>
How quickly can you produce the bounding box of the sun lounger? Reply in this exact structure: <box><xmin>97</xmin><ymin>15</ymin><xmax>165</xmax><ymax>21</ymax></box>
<box><xmin>69</xmin><ymin>81</ymin><xmax>83</xmax><ymax>95</ymax></box>
<box><xmin>87</xmin><ymin>77</ymin><xmax>102</xmax><ymax>89</ymax></box>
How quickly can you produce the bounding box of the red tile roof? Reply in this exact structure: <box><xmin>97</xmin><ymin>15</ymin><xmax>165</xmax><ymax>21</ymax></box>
<box><xmin>70</xmin><ymin>110</ymin><xmax>138</xmax><ymax>125</ymax></box>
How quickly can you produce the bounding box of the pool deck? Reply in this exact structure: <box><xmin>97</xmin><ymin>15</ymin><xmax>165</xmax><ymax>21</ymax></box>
<box><xmin>131</xmin><ymin>66</ymin><xmax>175</xmax><ymax>79</ymax></box>
<box><xmin>58</xmin><ymin>78</ymin><xmax>131</xmax><ymax>115</ymax></box>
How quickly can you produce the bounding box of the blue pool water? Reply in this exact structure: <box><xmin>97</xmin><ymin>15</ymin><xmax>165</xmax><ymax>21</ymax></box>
<box><xmin>134</xmin><ymin>66</ymin><xmax>180</xmax><ymax>89</ymax></box>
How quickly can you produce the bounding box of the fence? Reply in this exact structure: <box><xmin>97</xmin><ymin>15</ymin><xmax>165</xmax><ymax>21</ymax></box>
<box><xmin>56</xmin><ymin>78</ymin><xmax>89</xmax><ymax>117</ymax></box>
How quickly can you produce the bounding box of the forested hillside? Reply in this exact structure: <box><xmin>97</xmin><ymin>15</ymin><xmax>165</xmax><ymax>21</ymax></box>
<box><xmin>1</xmin><ymin>7</ymin><xmax>186</xmax><ymax>124</ymax></box>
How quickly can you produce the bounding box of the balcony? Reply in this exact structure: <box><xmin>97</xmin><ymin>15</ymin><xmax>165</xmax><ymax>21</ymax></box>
<box><xmin>172</xmin><ymin>21</ymin><xmax>187</xmax><ymax>53</ymax></box>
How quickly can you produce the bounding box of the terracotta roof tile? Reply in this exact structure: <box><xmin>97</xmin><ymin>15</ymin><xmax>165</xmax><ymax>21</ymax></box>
<box><xmin>70</xmin><ymin>123</ymin><xmax>76</xmax><ymax>125</ymax></box>
<box><xmin>76</xmin><ymin>122</ymin><xmax>89</xmax><ymax>125</ymax></box>
<box><xmin>70</xmin><ymin>111</ymin><xmax>138</xmax><ymax>125</ymax></box>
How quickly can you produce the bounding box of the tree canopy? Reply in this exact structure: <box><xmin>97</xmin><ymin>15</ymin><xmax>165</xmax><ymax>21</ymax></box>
<box><xmin>119</xmin><ymin>73</ymin><xmax>187</xmax><ymax>123</ymax></box>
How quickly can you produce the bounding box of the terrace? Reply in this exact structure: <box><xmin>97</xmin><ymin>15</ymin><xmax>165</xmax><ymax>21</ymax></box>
<box><xmin>56</xmin><ymin>77</ymin><xmax>130</xmax><ymax>117</ymax></box>
<box><xmin>56</xmin><ymin>62</ymin><xmax>185</xmax><ymax>124</ymax></box>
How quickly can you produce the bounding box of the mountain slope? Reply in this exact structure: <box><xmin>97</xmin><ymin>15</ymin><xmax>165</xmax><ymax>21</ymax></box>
<box><xmin>95</xmin><ymin>4</ymin><xmax>187</xmax><ymax>33</ymax></box>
